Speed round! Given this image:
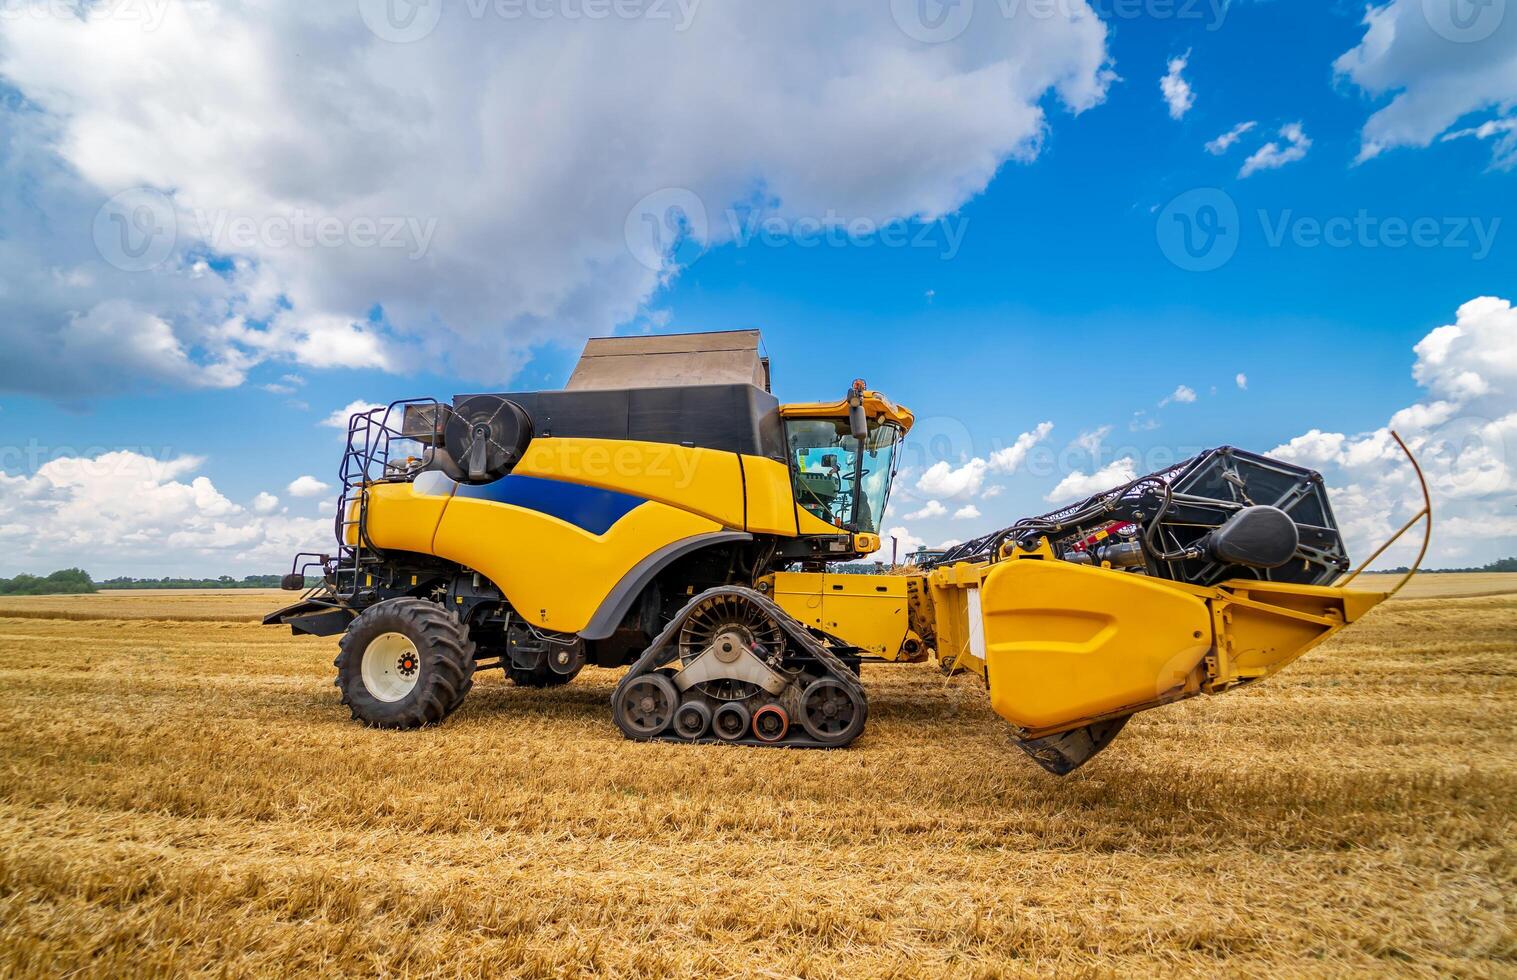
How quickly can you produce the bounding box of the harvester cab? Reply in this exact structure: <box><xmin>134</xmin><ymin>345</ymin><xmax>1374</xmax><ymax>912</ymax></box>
<box><xmin>266</xmin><ymin>330</ymin><xmax>1427</xmax><ymax>773</ymax></box>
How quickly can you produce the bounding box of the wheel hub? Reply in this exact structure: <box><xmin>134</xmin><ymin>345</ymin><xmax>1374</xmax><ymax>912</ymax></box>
<box><xmin>360</xmin><ymin>631</ymin><xmax>422</xmax><ymax>703</ymax></box>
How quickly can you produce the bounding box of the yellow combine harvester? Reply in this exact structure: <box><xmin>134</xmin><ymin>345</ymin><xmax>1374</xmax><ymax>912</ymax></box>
<box><xmin>267</xmin><ymin>331</ymin><xmax>1427</xmax><ymax>773</ymax></box>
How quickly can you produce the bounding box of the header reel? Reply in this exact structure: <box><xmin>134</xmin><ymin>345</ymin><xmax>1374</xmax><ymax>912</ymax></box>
<box><xmin>929</xmin><ymin>447</ymin><xmax>1349</xmax><ymax>587</ymax></box>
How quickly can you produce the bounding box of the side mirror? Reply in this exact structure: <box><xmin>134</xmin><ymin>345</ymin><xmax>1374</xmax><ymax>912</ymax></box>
<box><xmin>281</xmin><ymin>573</ymin><xmax>307</xmax><ymax>591</ymax></box>
<box><xmin>849</xmin><ymin>403</ymin><xmax>867</xmax><ymax>441</ymax></box>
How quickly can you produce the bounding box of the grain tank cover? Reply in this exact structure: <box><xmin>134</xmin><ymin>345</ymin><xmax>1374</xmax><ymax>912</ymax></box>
<box><xmin>566</xmin><ymin>330</ymin><xmax>771</xmax><ymax>392</ymax></box>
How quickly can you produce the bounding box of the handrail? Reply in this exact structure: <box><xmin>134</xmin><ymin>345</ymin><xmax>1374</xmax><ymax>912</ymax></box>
<box><xmin>1335</xmin><ymin>430</ymin><xmax>1432</xmax><ymax>597</ymax></box>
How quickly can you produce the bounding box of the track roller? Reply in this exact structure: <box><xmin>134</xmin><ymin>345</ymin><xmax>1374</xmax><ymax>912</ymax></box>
<box><xmin>611</xmin><ymin>586</ymin><xmax>869</xmax><ymax>749</ymax></box>
<box><xmin>712</xmin><ymin>702</ymin><xmax>751</xmax><ymax>741</ymax></box>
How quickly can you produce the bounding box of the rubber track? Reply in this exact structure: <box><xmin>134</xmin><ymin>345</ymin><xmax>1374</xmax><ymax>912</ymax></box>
<box><xmin>613</xmin><ymin>586</ymin><xmax>868</xmax><ymax>748</ymax></box>
<box><xmin>335</xmin><ymin>598</ymin><xmax>476</xmax><ymax>728</ymax></box>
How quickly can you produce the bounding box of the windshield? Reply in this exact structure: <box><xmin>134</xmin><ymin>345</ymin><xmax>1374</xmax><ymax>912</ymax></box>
<box><xmin>785</xmin><ymin>417</ymin><xmax>902</xmax><ymax>534</ymax></box>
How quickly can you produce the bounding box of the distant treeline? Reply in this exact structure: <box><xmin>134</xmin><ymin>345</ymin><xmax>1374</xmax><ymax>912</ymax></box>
<box><xmin>0</xmin><ymin>568</ymin><xmax>97</xmax><ymax>595</ymax></box>
<box><xmin>1381</xmin><ymin>556</ymin><xmax>1516</xmax><ymax>574</ymax></box>
<box><xmin>0</xmin><ymin>570</ymin><xmax>287</xmax><ymax>595</ymax></box>
<box><xmin>99</xmin><ymin>575</ymin><xmax>286</xmax><ymax>590</ymax></box>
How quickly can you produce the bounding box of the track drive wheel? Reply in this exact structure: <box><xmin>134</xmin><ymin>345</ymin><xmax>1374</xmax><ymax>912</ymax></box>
<box><xmin>335</xmin><ymin>598</ymin><xmax>475</xmax><ymax>728</ymax></box>
<box><xmin>799</xmin><ymin>677</ymin><xmax>867</xmax><ymax>746</ymax></box>
<box><xmin>614</xmin><ymin>674</ymin><xmax>679</xmax><ymax>739</ymax></box>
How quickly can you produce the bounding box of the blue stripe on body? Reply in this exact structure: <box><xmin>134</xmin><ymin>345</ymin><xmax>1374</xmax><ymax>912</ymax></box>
<box><xmin>452</xmin><ymin>474</ymin><xmax>646</xmax><ymax>535</ymax></box>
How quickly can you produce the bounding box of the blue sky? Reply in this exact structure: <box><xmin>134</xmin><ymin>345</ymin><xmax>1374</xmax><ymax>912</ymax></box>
<box><xmin>0</xmin><ymin>0</ymin><xmax>1512</xmax><ymax>575</ymax></box>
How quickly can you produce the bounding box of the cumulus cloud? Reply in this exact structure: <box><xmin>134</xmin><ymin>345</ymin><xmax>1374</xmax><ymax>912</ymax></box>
<box><xmin>1160</xmin><ymin>384</ymin><xmax>1198</xmax><ymax>406</ymax></box>
<box><xmin>1160</xmin><ymin>50</ymin><xmax>1195</xmax><ymax>120</ymax></box>
<box><xmin>916</xmin><ymin>458</ymin><xmax>989</xmax><ymax>500</ymax></box>
<box><xmin>1239</xmin><ymin>122</ymin><xmax>1311</xmax><ymax>178</ymax></box>
<box><xmin>1235</xmin><ymin>372</ymin><xmax>1248</xmax><ymax>390</ymax></box>
<box><xmin>988</xmin><ymin>421</ymin><xmax>1054</xmax><ymax>473</ymax></box>
<box><xmin>952</xmin><ymin>504</ymin><xmax>981</xmax><ymax>520</ymax></box>
<box><xmin>0</xmin><ymin>451</ymin><xmax>327</xmax><ymax>577</ymax></box>
<box><xmin>321</xmin><ymin>400</ymin><xmax>386</xmax><ymax>430</ymax></box>
<box><xmin>287</xmin><ymin>475</ymin><xmax>332</xmax><ymax>498</ymax></box>
<box><xmin>905</xmin><ymin>500</ymin><xmax>948</xmax><ymax>520</ymax></box>
<box><xmin>1335</xmin><ymin>0</ymin><xmax>1517</xmax><ymax>169</ymax></box>
<box><xmin>1269</xmin><ymin>296</ymin><xmax>1517</xmax><ymax>566</ymax></box>
<box><xmin>252</xmin><ymin>492</ymin><xmax>280</xmax><ymax>514</ymax></box>
<box><xmin>1044</xmin><ymin>457</ymin><xmax>1139</xmax><ymax>503</ymax></box>
<box><xmin>0</xmin><ymin>1</ymin><xmax>1114</xmax><ymax>397</ymax></box>
<box><xmin>1069</xmin><ymin>425</ymin><xmax>1111</xmax><ymax>455</ymax></box>
<box><xmin>1205</xmin><ymin>120</ymin><xmax>1256</xmax><ymax>154</ymax></box>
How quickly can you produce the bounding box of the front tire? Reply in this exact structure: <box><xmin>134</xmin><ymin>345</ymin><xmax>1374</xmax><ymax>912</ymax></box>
<box><xmin>335</xmin><ymin>598</ymin><xmax>475</xmax><ymax>728</ymax></box>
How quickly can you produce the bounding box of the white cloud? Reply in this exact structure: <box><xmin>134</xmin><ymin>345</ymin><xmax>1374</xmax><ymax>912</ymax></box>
<box><xmin>287</xmin><ymin>475</ymin><xmax>332</xmax><ymax>498</ymax></box>
<box><xmin>1335</xmin><ymin>0</ymin><xmax>1517</xmax><ymax>169</ymax></box>
<box><xmin>1235</xmin><ymin>372</ymin><xmax>1248</xmax><ymax>390</ymax></box>
<box><xmin>1045</xmin><ymin>457</ymin><xmax>1139</xmax><ymax>504</ymax></box>
<box><xmin>252</xmin><ymin>492</ymin><xmax>280</xmax><ymax>514</ymax></box>
<box><xmin>0</xmin><ymin>2</ymin><xmax>1114</xmax><ymax>396</ymax></box>
<box><xmin>1069</xmin><ymin>425</ymin><xmax>1111</xmax><ymax>455</ymax></box>
<box><xmin>988</xmin><ymin>421</ymin><xmax>1054</xmax><ymax>473</ymax></box>
<box><xmin>1205</xmin><ymin>120</ymin><xmax>1256</xmax><ymax>154</ymax></box>
<box><xmin>983</xmin><ymin>485</ymin><xmax>1005</xmax><ymax>499</ymax></box>
<box><xmin>1160</xmin><ymin>384</ymin><xmax>1197</xmax><ymax>406</ymax></box>
<box><xmin>952</xmin><ymin>504</ymin><xmax>981</xmax><ymax>520</ymax></box>
<box><xmin>1440</xmin><ymin>117</ymin><xmax>1517</xmax><ymax>170</ymax></box>
<box><xmin>1160</xmin><ymin>50</ymin><xmax>1195</xmax><ymax>120</ymax></box>
<box><xmin>1269</xmin><ymin>296</ymin><xmax>1517</xmax><ymax>566</ymax></box>
<box><xmin>905</xmin><ymin>500</ymin><xmax>948</xmax><ymax>520</ymax></box>
<box><xmin>1239</xmin><ymin>122</ymin><xmax>1311</xmax><ymax>178</ymax></box>
<box><xmin>0</xmin><ymin>451</ymin><xmax>329</xmax><ymax>577</ymax></box>
<box><xmin>883</xmin><ymin>525</ymin><xmax>928</xmax><ymax>560</ymax></box>
<box><xmin>916</xmin><ymin>458</ymin><xmax>989</xmax><ymax>500</ymax></box>
<box><xmin>322</xmin><ymin>399</ymin><xmax>387</xmax><ymax>430</ymax></box>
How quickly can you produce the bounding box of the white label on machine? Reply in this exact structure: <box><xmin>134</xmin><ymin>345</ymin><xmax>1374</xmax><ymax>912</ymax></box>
<box><xmin>966</xmin><ymin>587</ymin><xmax>986</xmax><ymax>661</ymax></box>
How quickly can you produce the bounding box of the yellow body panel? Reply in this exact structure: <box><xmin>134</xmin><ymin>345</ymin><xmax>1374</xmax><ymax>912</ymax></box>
<box><xmin>927</xmin><ymin>546</ymin><xmax>1389</xmax><ymax>738</ymax></box>
<box><xmin>516</xmin><ymin>438</ymin><xmax>745</xmax><ymax>530</ymax></box>
<box><xmin>976</xmin><ymin>558</ymin><xmax>1213</xmax><ymax>732</ymax></box>
<box><xmin>779</xmin><ymin>390</ymin><xmax>916</xmax><ymax>433</ymax></box>
<box><xmin>740</xmin><ymin>455</ymin><xmax>800</xmax><ymax>535</ymax></box>
<box><xmin>769</xmin><ymin>571</ymin><xmax>915</xmax><ymax>659</ymax></box>
<box><xmin>360</xmin><ymin>482</ymin><xmax>450</xmax><ymax>552</ymax></box>
<box><xmin>429</xmin><ymin>495</ymin><xmax>721</xmax><ymax>633</ymax></box>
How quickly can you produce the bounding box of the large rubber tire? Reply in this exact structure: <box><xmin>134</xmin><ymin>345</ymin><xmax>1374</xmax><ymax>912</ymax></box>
<box><xmin>335</xmin><ymin>598</ymin><xmax>475</xmax><ymax>728</ymax></box>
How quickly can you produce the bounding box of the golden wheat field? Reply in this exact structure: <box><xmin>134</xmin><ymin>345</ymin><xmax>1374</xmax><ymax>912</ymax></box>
<box><xmin>1</xmin><ymin>576</ymin><xmax>1513</xmax><ymax>978</ymax></box>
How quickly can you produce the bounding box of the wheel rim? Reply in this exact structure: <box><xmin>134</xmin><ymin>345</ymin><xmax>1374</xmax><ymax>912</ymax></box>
<box><xmin>800</xmin><ymin>678</ymin><xmax>862</xmax><ymax>743</ymax></box>
<box><xmin>712</xmin><ymin>702</ymin><xmax>750</xmax><ymax>740</ymax></box>
<box><xmin>619</xmin><ymin>675</ymin><xmax>677</xmax><ymax>736</ymax></box>
<box><xmin>361</xmin><ymin>631</ymin><xmax>421</xmax><ymax>702</ymax></box>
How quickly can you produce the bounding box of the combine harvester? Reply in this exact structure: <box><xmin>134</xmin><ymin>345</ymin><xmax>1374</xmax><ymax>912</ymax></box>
<box><xmin>267</xmin><ymin>331</ymin><xmax>1429</xmax><ymax>773</ymax></box>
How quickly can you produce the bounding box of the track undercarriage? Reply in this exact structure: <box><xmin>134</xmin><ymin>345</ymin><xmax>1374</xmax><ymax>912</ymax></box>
<box><xmin>612</xmin><ymin>587</ymin><xmax>869</xmax><ymax>748</ymax></box>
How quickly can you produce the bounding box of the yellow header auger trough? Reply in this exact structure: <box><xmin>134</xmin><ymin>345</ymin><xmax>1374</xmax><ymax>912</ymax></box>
<box><xmin>267</xmin><ymin>331</ymin><xmax>1428</xmax><ymax>773</ymax></box>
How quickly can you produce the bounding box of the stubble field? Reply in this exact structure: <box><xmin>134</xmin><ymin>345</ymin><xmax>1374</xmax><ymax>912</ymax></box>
<box><xmin>0</xmin><ymin>575</ymin><xmax>1513</xmax><ymax>977</ymax></box>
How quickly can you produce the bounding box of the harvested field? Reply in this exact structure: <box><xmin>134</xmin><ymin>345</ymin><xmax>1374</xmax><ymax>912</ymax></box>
<box><xmin>0</xmin><ymin>579</ymin><xmax>1513</xmax><ymax>976</ymax></box>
